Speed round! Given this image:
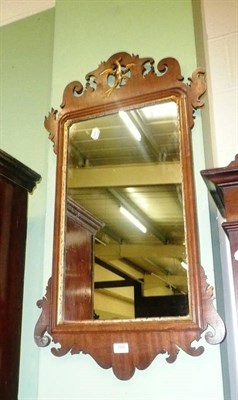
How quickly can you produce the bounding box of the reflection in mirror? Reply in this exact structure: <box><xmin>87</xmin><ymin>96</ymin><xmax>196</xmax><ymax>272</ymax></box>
<box><xmin>66</xmin><ymin>100</ymin><xmax>189</xmax><ymax>320</ymax></box>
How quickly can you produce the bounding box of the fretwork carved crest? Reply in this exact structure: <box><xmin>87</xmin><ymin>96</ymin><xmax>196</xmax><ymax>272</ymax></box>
<box><xmin>44</xmin><ymin>52</ymin><xmax>207</xmax><ymax>154</ymax></box>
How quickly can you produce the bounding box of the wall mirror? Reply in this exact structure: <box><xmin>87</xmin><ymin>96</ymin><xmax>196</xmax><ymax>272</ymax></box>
<box><xmin>35</xmin><ymin>52</ymin><xmax>225</xmax><ymax>379</ymax></box>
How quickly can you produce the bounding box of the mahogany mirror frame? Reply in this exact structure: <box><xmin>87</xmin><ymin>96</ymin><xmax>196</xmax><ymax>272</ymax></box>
<box><xmin>34</xmin><ymin>52</ymin><xmax>225</xmax><ymax>380</ymax></box>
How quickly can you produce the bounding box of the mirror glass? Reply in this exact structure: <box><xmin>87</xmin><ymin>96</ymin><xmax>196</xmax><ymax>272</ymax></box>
<box><xmin>65</xmin><ymin>99</ymin><xmax>188</xmax><ymax>320</ymax></box>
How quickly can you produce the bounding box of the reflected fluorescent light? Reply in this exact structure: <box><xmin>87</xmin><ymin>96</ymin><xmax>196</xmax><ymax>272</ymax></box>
<box><xmin>119</xmin><ymin>111</ymin><xmax>141</xmax><ymax>141</ymax></box>
<box><xmin>119</xmin><ymin>206</ymin><xmax>147</xmax><ymax>233</ymax></box>
<box><xmin>181</xmin><ymin>261</ymin><xmax>188</xmax><ymax>271</ymax></box>
<box><xmin>90</xmin><ymin>127</ymin><xmax>100</xmax><ymax>140</ymax></box>
<box><xmin>141</xmin><ymin>102</ymin><xmax>177</xmax><ymax>120</ymax></box>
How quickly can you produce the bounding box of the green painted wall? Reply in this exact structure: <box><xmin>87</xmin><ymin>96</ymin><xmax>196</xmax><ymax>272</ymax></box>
<box><xmin>0</xmin><ymin>1</ymin><xmax>225</xmax><ymax>399</ymax></box>
<box><xmin>51</xmin><ymin>0</ymin><xmax>198</xmax><ymax>104</ymax></box>
<box><xmin>0</xmin><ymin>9</ymin><xmax>55</xmax><ymax>399</ymax></box>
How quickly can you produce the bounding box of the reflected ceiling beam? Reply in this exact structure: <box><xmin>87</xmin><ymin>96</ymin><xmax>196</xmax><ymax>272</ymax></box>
<box><xmin>145</xmin><ymin>273</ymin><xmax>187</xmax><ymax>289</ymax></box>
<box><xmin>68</xmin><ymin>162</ymin><xmax>181</xmax><ymax>188</ymax></box>
<box><xmin>95</xmin><ymin>257</ymin><xmax>143</xmax><ymax>283</ymax></box>
<box><xmin>176</xmin><ymin>184</ymin><xmax>183</xmax><ymax>208</ymax></box>
<box><xmin>95</xmin><ymin>257</ymin><xmax>144</xmax><ymax>282</ymax></box>
<box><xmin>95</xmin><ymin>257</ymin><xmax>187</xmax><ymax>294</ymax></box>
<box><xmin>95</xmin><ymin>243</ymin><xmax>185</xmax><ymax>259</ymax></box>
<box><xmin>96</xmin><ymin>227</ymin><xmax>122</xmax><ymax>244</ymax></box>
<box><xmin>95</xmin><ymin>280</ymin><xmax>134</xmax><ymax>289</ymax></box>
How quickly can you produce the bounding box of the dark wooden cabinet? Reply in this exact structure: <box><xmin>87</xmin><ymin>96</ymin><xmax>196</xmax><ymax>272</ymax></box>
<box><xmin>201</xmin><ymin>154</ymin><xmax>238</xmax><ymax>322</ymax></box>
<box><xmin>0</xmin><ymin>150</ymin><xmax>40</xmax><ymax>400</ymax></box>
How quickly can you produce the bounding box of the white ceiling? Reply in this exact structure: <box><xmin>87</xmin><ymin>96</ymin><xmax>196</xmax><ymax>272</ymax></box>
<box><xmin>0</xmin><ymin>0</ymin><xmax>55</xmax><ymax>27</ymax></box>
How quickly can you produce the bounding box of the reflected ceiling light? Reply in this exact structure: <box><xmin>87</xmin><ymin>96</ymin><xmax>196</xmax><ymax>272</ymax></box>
<box><xmin>90</xmin><ymin>127</ymin><xmax>100</xmax><ymax>140</ymax></box>
<box><xmin>141</xmin><ymin>102</ymin><xmax>177</xmax><ymax>120</ymax></box>
<box><xmin>119</xmin><ymin>111</ymin><xmax>141</xmax><ymax>141</ymax></box>
<box><xmin>181</xmin><ymin>261</ymin><xmax>188</xmax><ymax>271</ymax></box>
<box><xmin>119</xmin><ymin>206</ymin><xmax>147</xmax><ymax>233</ymax></box>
